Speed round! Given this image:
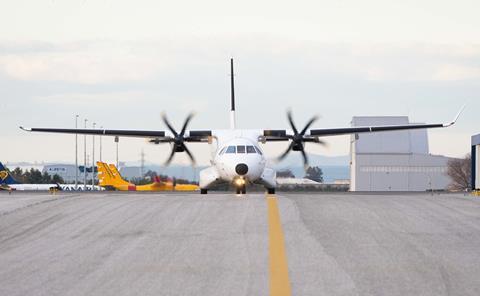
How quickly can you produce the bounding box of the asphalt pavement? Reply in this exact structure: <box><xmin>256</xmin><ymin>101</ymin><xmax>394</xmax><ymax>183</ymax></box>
<box><xmin>0</xmin><ymin>192</ymin><xmax>479</xmax><ymax>296</ymax></box>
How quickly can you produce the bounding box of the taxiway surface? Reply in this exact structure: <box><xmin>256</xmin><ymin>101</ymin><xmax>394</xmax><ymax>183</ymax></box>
<box><xmin>0</xmin><ymin>192</ymin><xmax>479</xmax><ymax>296</ymax></box>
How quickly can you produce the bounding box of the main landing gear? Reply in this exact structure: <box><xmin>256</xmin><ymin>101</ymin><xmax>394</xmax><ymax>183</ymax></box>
<box><xmin>200</xmin><ymin>189</ymin><xmax>208</xmax><ymax>194</ymax></box>
<box><xmin>267</xmin><ymin>188</ymin><xmax>275</xmax><ymax>194</ymax></box>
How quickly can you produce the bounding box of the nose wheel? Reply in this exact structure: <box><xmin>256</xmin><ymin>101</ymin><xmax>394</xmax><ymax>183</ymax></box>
<box><xmin>236</xmin><ymin>185</ymin><xmax>246</xmax><ymax>195</ymax></box>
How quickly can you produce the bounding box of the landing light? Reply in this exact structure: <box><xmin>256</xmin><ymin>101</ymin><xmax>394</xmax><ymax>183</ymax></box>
<box><xmin>234</xmin><ymin>178</ymin><xmax>245</xmax><ymax>187</ymax></box>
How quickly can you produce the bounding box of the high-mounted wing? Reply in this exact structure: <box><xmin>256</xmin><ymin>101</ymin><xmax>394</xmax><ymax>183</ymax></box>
<box><xmin>261</xmin><ymin>105</ymin><xmax>465</xmax><ymax>168</ymax></box>
<box><xmin>19</xmin><ymin>127</ymin><xmax>168</xmax><ymax>138</ymax></box>
<box><xmin>262</xmin><ymin>104</ymin><xmax>465</xmax><ymax>141</ymax></box>
<box><xmin>20</xmin><ymin>113</ymin><xmax>212</xmax><ymax>166</ymax></box>
<box><xmin>309</xmin><ymin>105</ymin><xmax>464</xmax><ymax>137</ymax></box>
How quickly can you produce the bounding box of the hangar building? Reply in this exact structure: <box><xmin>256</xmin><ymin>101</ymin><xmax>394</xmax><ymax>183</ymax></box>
<box><xmin>472</xmin><ymin>134</ymin><xmax>480</xmax><ymax>190</ymax></box>
<box><xmin>350</xmin><ymin>116</ymin><xmax>453</xmax><ymax>191</ymax></box>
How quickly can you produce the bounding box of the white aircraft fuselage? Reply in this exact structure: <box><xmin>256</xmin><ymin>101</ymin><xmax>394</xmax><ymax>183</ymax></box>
<box><xmin>8</xmin><ymin>184</ymin><xmax>60</xmax><ymax>191</ymax></box>
<box><xmin>199</xmin><ymin>129</ymin><xmax>276</xmax><ymax>193</ymax></box>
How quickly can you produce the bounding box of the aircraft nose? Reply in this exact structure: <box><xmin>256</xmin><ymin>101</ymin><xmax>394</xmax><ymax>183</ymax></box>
<box><xmin>235</xmin><ymin>163</ymin><xmax>249</xmax><ymax>175</ymax></box>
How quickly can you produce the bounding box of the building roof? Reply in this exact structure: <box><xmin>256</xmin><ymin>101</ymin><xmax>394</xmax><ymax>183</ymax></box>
<box><xmin>472</xmin><ymin>134</ymin><xmax>480</xmax><ymax>146</ymax></box>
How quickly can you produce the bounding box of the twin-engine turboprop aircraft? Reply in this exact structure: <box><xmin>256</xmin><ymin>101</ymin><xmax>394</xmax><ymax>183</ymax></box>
<box><xmin>20</xmin><ymin>59</ymin><xmax>464</xmax><ymax>194</ymax></box>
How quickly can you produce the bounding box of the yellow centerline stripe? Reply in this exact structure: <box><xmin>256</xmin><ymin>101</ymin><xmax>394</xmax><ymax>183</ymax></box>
<box><xmin>267</xmin><ymin>195</ymin><xmax>292</xmax><ymax>296</ymax></box>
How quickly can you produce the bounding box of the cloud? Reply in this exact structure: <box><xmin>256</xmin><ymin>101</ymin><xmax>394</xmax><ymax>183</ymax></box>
<box><xmin>0</xmin><ymin>39</ymin><xmax>479</xmax><ymax>85</ymax></box>
<box><xmin>32</xmin><ymin>90</ymin><xmax>150</xmax><ymax>104</ymax></box>
<box><xmin>340</xmin><ymin>44</ymin><xmax>480</xmax><ymax>82</ymax></box>
<box><xmin>0</xmin><ymin>41</ymin><xmax>168</xmax><ymax>84</ymax></box>
<box><xmin>431</xmin><ymin>64</ymin><xmax>480</xmax><ymax>81</ymax></box>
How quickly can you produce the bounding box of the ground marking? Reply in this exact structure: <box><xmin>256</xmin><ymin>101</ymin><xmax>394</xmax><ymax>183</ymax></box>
<box><xmin>267</xmin><ymin>194</ymin><xmax>292</xmax><ymax>296</ymax></box>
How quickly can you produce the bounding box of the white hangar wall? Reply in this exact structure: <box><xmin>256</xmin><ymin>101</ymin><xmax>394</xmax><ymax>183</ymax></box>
<box><xmin>350</xmin><ymin>116</ymin><xmax>453</xmax><ymax>192</ymax></box>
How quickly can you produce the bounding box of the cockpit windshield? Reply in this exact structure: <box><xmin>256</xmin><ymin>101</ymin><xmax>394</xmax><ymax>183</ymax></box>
<box><xmin>221</xmin><ymin>145</ymin><xmax>262</xmax><ymax>155</ymax></box>
<box><xmin>237</xmin><ymin>146</ymin><xmax>246</xmax><ymax>153</ymax></box>
<box><xmin>226</xmin><ymin>146</ymin><xmax>236</xmax><ymax>154</ymax></box>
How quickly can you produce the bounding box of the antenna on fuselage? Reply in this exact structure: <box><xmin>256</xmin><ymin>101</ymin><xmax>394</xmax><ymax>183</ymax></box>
<box><xmin>230</xmin><ymin>58</ymin><xmax>236</xmax><ymax>129</ymax></box>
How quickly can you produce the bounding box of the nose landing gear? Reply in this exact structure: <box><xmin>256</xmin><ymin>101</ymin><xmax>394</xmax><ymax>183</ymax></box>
<box><xmin>236</xmin><ymin>185</ymin><xmax>246</xmax><ymax>195</ymax></box>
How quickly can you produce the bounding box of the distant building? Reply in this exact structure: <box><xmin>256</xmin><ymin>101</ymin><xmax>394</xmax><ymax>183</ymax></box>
<box><xmin>43</xmin><ymin>164</ymin><xmax>94</xmax><ymax>183</ymax></box>
<box><xmin>472</xmin><ymin>134</ymin><xmax>480</xmax><ymax>190</ymax></box>
<box><xmin>350</xmin><ymin>116</ymin><xmax>454</xmax><ymax>191</ymax></box>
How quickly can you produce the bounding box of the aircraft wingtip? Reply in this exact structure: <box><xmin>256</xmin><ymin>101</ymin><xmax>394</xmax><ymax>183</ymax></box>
<box><xmin>444</xmin><ymin>103</ymin><xmax>467</xmax><ymax>127</ymax></box>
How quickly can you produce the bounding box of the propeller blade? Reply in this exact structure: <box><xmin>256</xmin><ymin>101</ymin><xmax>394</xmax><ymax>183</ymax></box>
<box><xmin>164</xmin><ymin>147</ymin><xmax>176</xmax><ymax>166</ymax></box>
<box><xmin>300</xmin><ymin>148</ymin><xmax>309</xmax><ymax>169</ymax></box>
<box><xmin>180</xmin><ymin>113</ymin><xmax>195</xmax><ymax>136</ymax></box>
<box><xmin>300</xmin><ymin>115</ymin><xmax>319</xmax><ymax>135</ymax></box>
<box><xmin>287</xmin><ymin>110</ymin><xmax>299</xmax><ymax>135</ymax></box>
<box><xmin>161</xmin><ymin>113</ymin><xmax>178</xmax><ymax>137</ymax></box>
<box><xmin>277</xmin><ymin>142</ymin><xmax>294</xmax><ymax>161</ymax></box>
<box><xmin>183</xmin><ymin>144</ymin><xmax>196</xmax><ymax>166</ymax></box>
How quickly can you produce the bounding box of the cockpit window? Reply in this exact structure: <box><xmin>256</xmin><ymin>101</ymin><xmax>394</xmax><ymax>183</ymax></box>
<box><xmin>246</xmin><ymin>146</ymin><xmax>256</xmax><ymax>154</ymax></box>
<box><xmin>226</xmin><ymin>146</ymin><xmax>236</xmax><ymax>154</ymax></box>
<box><xmin>254</xmin><ymin>146</ymin><xmax>263</xmax><ymax>155</ymax></box>
<box><xmin>237</xmin><ymin>145</ymin><xmax>246</xmax><ymax>153</ymax></box>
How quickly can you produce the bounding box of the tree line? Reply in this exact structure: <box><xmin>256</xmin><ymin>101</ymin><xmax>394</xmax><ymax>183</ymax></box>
<box><xmin>7</xmin><ymin>167</ymin><xmax>65</xmax><ymax>184</ymax></box>
<box><xmin>276</xmin><ymin>166</ymin><xmax>324</xmax><ymax>183</ymax></box>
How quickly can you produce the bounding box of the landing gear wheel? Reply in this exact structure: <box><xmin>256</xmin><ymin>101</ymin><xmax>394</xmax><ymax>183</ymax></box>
<box><xmin>267</xmin><ymin>188</ymin><xmax>275</xmax><ymax>194</ymax></box>
<box><xmin>200</xmin><ymin>189</ymin><xmax>208</xmax><ymax>195</ymax></box>
<box><xmin>236</xmin><ymin>185</ymin><xmax>246</xmax><ymax>195</ymax></box>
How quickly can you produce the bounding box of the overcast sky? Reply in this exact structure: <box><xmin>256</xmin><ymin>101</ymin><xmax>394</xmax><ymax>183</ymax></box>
<box><xmin>1</xmin><ymin>0</ymin><xmax>479</xmax><ymax>166</ymax></box>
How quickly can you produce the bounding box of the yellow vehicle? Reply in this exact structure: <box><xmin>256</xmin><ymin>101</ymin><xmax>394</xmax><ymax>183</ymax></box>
<box><xmin>97</xmin><ymin>162</ymin><xmax>199</xmax><ymax>191</ymax></box>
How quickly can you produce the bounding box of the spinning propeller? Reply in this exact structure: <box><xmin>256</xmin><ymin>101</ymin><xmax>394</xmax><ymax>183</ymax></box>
<box><xmin>277</xmin><ymin>110</ymin><xmax>326</xmax><ymax>168</ymax></box>
<box><xmin>149</xmin><ymin>113</ymin><xmax>196</xmax><ymax>166</ymax></box>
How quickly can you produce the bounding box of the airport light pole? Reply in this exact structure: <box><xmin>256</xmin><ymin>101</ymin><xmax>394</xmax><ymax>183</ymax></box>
<box><xmin>92</xmin><ymin>122</ymin><xmax>96</xmax><ymax>190</ymax></box>
<box><xmin>115</xmin><ymin>136</ymin><xmax>119</xmax><ymax>168</ymax></box>
<box><xmin>84</xmin><ymin>118</ymin><xmax>88</xmax><ymax>191</ymax></box>
<box><xmin>75</xmin><ymin>115</ymin><xmax>79</xmax><ymax>190</ymax></box>
<box><xmin>99</xmin><ymin>126</ymin><xmax>103</xmax><ymax>162</ymax></box>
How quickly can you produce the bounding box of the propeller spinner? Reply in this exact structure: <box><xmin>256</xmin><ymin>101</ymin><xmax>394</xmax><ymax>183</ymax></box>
<box><xmin>277</xmin><ymin>110</ymin><xmax>326</xmax><ymax>168</ymax></box>
<box><xmin>149</xmin><ymin>113</ymin><xmax>196</xmax><ymax>166</ymax></box>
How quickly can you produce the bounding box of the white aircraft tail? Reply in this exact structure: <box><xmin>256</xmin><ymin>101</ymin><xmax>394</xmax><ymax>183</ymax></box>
<box><xmin>230</xmin><ymin>58</ymin><xmax>236</xmax><ymax>129</ymax></box>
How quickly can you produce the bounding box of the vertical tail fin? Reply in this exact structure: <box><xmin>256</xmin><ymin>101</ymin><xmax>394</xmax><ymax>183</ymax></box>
<box><xmin>107</xmin><ymin>164</ymin><xmax>130</xmax><ymax>186</ymax></box>
<box><xmin>0</xmin><ymin>162</ymin><xmax>19</xmax><ymax>184</ymax></box>
<box><xmin>230</xmin><ymin>58</ymin><xmax>236</xmax><ymax>129</ymax></box>
<box><xmin>96</xmin><ymin>162</ymin><xmax>114</xmax><ymax>186</ymax></box>
<box><xmin>97</xmin><ymin>162</ymin><xmax>130</xmax><ymax>187</ymax></box>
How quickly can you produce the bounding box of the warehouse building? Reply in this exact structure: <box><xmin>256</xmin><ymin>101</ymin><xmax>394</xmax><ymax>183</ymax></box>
<box><xmin>472</xmin><ymin>134</ymin><xmax>480</xmax><ymax>190</ymax></box>
<box><xmin>350</xmin><ymin>116</ymin><xmax>454</xmax><ymax>191</ymax></box>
